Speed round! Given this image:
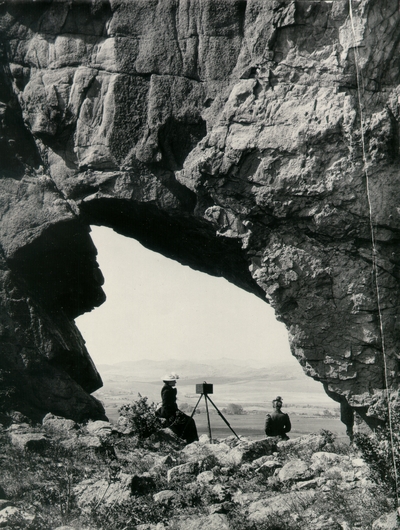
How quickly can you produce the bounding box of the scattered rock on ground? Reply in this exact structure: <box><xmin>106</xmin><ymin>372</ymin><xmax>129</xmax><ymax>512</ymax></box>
<box><xmin>248</xmin><ymin>491</ymin><xmax>316</xmax><ymax>523</ymax></box>
<box><xmin>197</xmin><ymin>470</ymin><xmax>214</xmax><ymax>483</ymax></box>
<box><xmin>278</xmin><ymin>459</ymin><xmax>314</xmax><ymax>482</ymax></box>
<box><xmin>9</xmin><ymin>431</ymin><xmax>50</xmax><ymax>452</ymax></box>
<box><xmin>175</xmin><ymin>513</ymin><xmax>231</xmax><ymax>529</ymax></box>
<box><xmin>153</xmin><ymin>490</ymin><xmax>178</xmax><ymax>504</ymax></box>
<box><xmin>0</xmin><ymin>506</ymin><xmax>36</xmax><ymax>527</ymax></box>
<box><xmin>74</xmin><ymin>473</ymin><xmax>148</xmax><ymax>508</ymax></box>
<box><xmin>277</xmin><ymin>434</ymin><xmax>330</xmax><ymax>458</ymax></box>
<box><xmin>85</xmin><ymin>420</ymin><xmax>113</xmax><ymax>437</ymax></box>
<box><xmin>310</xmin><ymin>451</ymin><xmax>350</xmax><ymax>472</ymax></box>
<box><xmin>167</xmin><ymin>462</ymin><xmax>200</xmax><ymax>482</ymax></box>
<box><xmin>372</xmin><ymin>511</ymin><xmax>400</xmax><ymax>530</ymax></box>
<box><xmin>42</xmin><ymin>413</ymin><xmax>77</xmax><ymax>432</ymax></box>
<box><xmin>226</xmin><ymin>438</ymin><xmax>278</xmax><ymax>466</ymax></box>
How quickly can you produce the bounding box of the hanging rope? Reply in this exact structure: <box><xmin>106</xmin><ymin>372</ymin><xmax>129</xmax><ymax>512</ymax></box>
<box><xmin>348</xmin><ymin>0</ymin><xmax>400</xmax><ymax>506</ymax></box>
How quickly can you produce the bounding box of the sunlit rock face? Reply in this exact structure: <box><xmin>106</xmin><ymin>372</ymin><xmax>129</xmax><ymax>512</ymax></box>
<box><xmin>1</xmin><ymin>0</ymin><xmax>400</xmax><ymax>425</ymax></box>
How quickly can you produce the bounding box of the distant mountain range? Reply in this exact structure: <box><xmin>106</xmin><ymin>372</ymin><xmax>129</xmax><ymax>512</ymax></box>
<box><xmin>96</xmin><ymin>357</ymin><xmax>305</xmax><ymax>383</ymax></box>
<box><xmin>94</xmin><ymin>356</ymin><xmax>334</xmax><ymax>410</ymax></box>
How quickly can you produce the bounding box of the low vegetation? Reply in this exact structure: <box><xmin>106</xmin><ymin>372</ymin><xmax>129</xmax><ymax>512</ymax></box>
<box><xmin>0</xmin><ymin>396</ymin><xmax>398</xmax><ymax>529</ymax></box>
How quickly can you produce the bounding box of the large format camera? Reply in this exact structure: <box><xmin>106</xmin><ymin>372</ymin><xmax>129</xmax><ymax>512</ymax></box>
<box><xmin>190</xmin><ymin>381</ymin><xmax>239</xmax><ymax>442</ymax></box>
<box><xmin>196</xmin><ymin>382</ymin><xmax>213</xmax><ymax>395</ymax></box>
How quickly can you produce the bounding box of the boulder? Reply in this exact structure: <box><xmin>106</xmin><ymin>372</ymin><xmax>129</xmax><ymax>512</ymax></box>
<box><xmin>248</xmin><ymin>491</ymin><xmax>316</xmax><ymax>523</ymax></box>
<box><xmin>182</xmin><ymin>441</ymin><xmax>233</xmax><ymax>466</ymax></box>
<box><xmin>175</xmin><ymin>513</ymin><xmax>230</xmax><ymax>530</ymax></box>
<box><xmin>42</xmin><ymin>413</ymin><xmax>77</xmax><ymax>433</ymax></box>
<box><xmin>85</xmin><ymin>420</ymin><xmax>113</xmax><ymax>438</ymax></box>
<box><xmin>153</xmin><ymin>490</ymin><xmax>178</xmax><ymax>504</ymax></box>
<box><xmin>232</xmin><ymin>491</ymin><xmax>262</xmax><ymax>506</ymax></box>
<box><xmin>277</xmin><ymin>434</ymin><xmax>330</xmax><ymax>458</ymax></box>
<box><xmin>167</xmin><ymin>462</ymin><xmax>200</xmax><ymax>482</ymax></box>
<box><xmin>254</xmin><ymin>459</ymin><xmax>282</xmax><ymax>474</ymax></box>
<box><xmin>9</xmin><ymin>432</ymin><xmax>50</xmax><ymax>452</ymax></box>
<box><xmin>61</xmin><ymin>435</ymin><xmax>102</xmax><ymax>450</ymax></box>
<box><xmin>278</xmin><ymin>459</ymin><xmax>314</xmax><ymax>483</ymax></box>
<box><xmin>197</xmin><ymin>470</ymin><xmax>214</xmax><ymax>483</ymax></box>
<box><xmin>372</xmin><ymin>512</ymin><xmax>400</xmax><ymax>530</ymax></box>
<box><xmin>310</xmin><ymin>452</ymin><xmax>351</xmax><ymax>473</ymax></box>
<box><xmin>251</xmin><ymin>455</ymin><xmax>280</xmax><ymax>468</ymax></box>
<box><xmin>73</xmin><ymin>473</ymin><xmax>155</xmax><ymax>508</ymax></box>
<box><xmin>0</xmin><ymin>506</ymin><xmax>36</xmax><ymax>527</ymax></box>
<box><xmin>226</xmin><ymin>438</ymin><xmax>278</xmax><ymax>466</ymax></box>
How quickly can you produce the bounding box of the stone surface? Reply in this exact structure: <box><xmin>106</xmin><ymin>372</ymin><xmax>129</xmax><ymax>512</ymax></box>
<box><xmin>9</xmin><ymin>431</ymin><xmax>50</xmax><ymax>452</ymax></box>
<box><xmin>167</xmin><ymin>461</ymin><xmax>200</xmax><ymax>482</ymax></box>
<box><xmin>310</xmin><ymin>451</ymin><xmax>350</xmax><ymax>472</ymax></box>
<box><xmin>85</xmin><ymin>420</ymin><xmax>113</xmax><ymax>437</ymax></box>
<box><xmin>1</xmin><ymin>1</ymin><xmax>400</xmax><ymax>424</ymax></box>
<box><xmin>277</xmin><ymin>433</ymin><xmax>330</xmax><ymax>458</ymax></box>
<box><xmin>175</xmin><ymin>513</ymin><xmax>231</xmax><ymax>530</ymax></box>
<box><xmin>248</xmin><ymin>491</ymin><xmax>316</xmax><ymax>523</ymax></box>
<box><xmin>197</xmin><ymin>470</ymin><xmax>215</xmax><ymax>483</ymax></box>
<box><xmin>0</xmin><ymin>506</ymin><xmax>35</xmax><ymax>527</ymax></box>
<box><xmin>372</xmin><ymin>512</ymin><xmax>400</xmax><ymax>530</ymax></box>
<box><xmin>153</xmin><ymin>490</ymin><xmax>179</xmax><ymax>504</ymax></box>
<box><xmin>73</xmin><ymin>473</ymin><xmax>152</xmax><ymax>508</ymax></box>
<box><xmin>42</xmin><ymin>413</ymin><xmax>77</xmax><ymax>432</ymax></box>
<box><xmin>278</xmin><ymin>459</ymin><xmax>314</xmax><ymax>482</ymax></box>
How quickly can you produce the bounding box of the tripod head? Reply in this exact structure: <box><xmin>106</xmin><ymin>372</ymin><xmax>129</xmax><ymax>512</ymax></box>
<box><xmin>196</xmin><ymin>382</ymin><xmax>213</xmax><ymax>395</ymax></box>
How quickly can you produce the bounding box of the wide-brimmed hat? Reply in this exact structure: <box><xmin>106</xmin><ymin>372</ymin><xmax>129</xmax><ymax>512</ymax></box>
<box><xmin>162</xmin><ymin>373</ymin><xmax>179</xmax><ymax>382</ymax></box>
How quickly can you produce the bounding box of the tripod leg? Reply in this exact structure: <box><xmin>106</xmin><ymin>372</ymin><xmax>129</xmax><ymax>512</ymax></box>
<box><xmin>190</xmin><ymin>394</ymin><xmax>203</xmax><ymax>420</ymax></box>
<box><xmin>205</xmin><ymin>393</ymin><xmax>213</xmax><ymax>443</ymax></box>
<box><xmin>181</xmin><ymin>394</ymin><xmax>203</xmax><ymax>439</ymax></box>
<box><xmin>206</xmin><ymin>395</ymin><xmax>240</xmax><ymax>440</ymax></box>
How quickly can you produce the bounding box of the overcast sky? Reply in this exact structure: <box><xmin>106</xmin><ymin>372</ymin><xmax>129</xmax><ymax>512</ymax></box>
<box><xmin>76</xmin><ymin>226</ymin><xmax>298</xmax><ymax>369</ymax></box>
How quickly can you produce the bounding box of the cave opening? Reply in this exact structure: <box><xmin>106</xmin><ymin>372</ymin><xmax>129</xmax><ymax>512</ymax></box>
<box><xmin>76</xmin><ymin>225</ymin><xmax>342</xmax><ymax>436</ymax></box>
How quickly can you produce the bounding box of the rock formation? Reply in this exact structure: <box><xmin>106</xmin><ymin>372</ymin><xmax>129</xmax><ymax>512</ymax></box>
<box><xmin>0</xmin><ymin>0</ymin><xmax>400</xmax><ymax>426</ymax></box>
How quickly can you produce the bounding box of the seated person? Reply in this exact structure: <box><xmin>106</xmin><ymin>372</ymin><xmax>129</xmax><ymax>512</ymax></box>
<box><xmin>158</xmin><ymin>373</ymin><xmax>199</xmax><ymax>444</ymax></box>
<box><xmin>265</xmin><ymin>396</ymin><xmax>291</xmax><ymax>440</ymax></box>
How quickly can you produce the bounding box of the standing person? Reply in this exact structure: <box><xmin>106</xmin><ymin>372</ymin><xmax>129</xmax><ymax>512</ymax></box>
<box><xmin>265</xmin><ymin>396</ymin><xmax>291</xmax><ymax>440</ymax></box>
<box><xmin>159</xmin><ymin>373</ymin><xmax>199</xmax><ymax>444</ymax></box>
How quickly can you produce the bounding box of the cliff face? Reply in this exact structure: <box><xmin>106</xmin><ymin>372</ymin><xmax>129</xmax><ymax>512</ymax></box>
<box><xmin>1</xmin><ymin>0</ymin><xmax>400</xmax><ymax>425</ymax></box>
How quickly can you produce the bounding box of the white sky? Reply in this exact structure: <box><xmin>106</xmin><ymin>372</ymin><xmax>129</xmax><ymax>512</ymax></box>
<box><xmin>76</xmin><ymin>225</ymin><xmax>296</xmax><ymax>368</ymax></box>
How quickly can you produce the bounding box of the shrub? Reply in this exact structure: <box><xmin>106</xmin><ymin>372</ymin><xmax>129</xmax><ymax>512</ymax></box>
<box><xmin>118</xmin><ymin>394</ymin><xmax>162</xmax><ymax>439</ymax></box>
<box><xmin>222</xmin><ymin>403</ymin><xmax>245</xmax><ymax>415</ymax></box>
<box><xmin>354</xmin><ymin>410</ymin><xmax>400</xmax><ymax>500</ymax></box>
<box><xmin>354</xmin><ymin>406</ymin><xmax>400</xmax><ymax>499</ymax></box>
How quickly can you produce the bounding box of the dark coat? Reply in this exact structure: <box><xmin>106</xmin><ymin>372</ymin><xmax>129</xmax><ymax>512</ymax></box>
<box><xmin>265</xmin><ymin>410</ymin><xmax>291</xmax><ymax>439</ymax></box>
<box><xmin>159</xmin><ymin>383</ymin><xmax>198</xmax><ymax>444</ymax></box>
<box><xmin>160</xmin><ymin>384</ymin><xmax>178</xmax><ymax>419</ymax></box>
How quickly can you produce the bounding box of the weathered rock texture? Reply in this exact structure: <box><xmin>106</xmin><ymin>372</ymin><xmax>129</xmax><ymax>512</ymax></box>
<box><xmin>1</xmin><ymin>0</ymin><xmax>400</xmax><ymax>425</ymax></box>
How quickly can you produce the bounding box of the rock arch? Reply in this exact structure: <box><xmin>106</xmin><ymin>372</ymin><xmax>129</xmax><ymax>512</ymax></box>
<box><xmin>1</xmin><ymin>0</ymin><xmax>400</xmax><ymax>428</ymax></box>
